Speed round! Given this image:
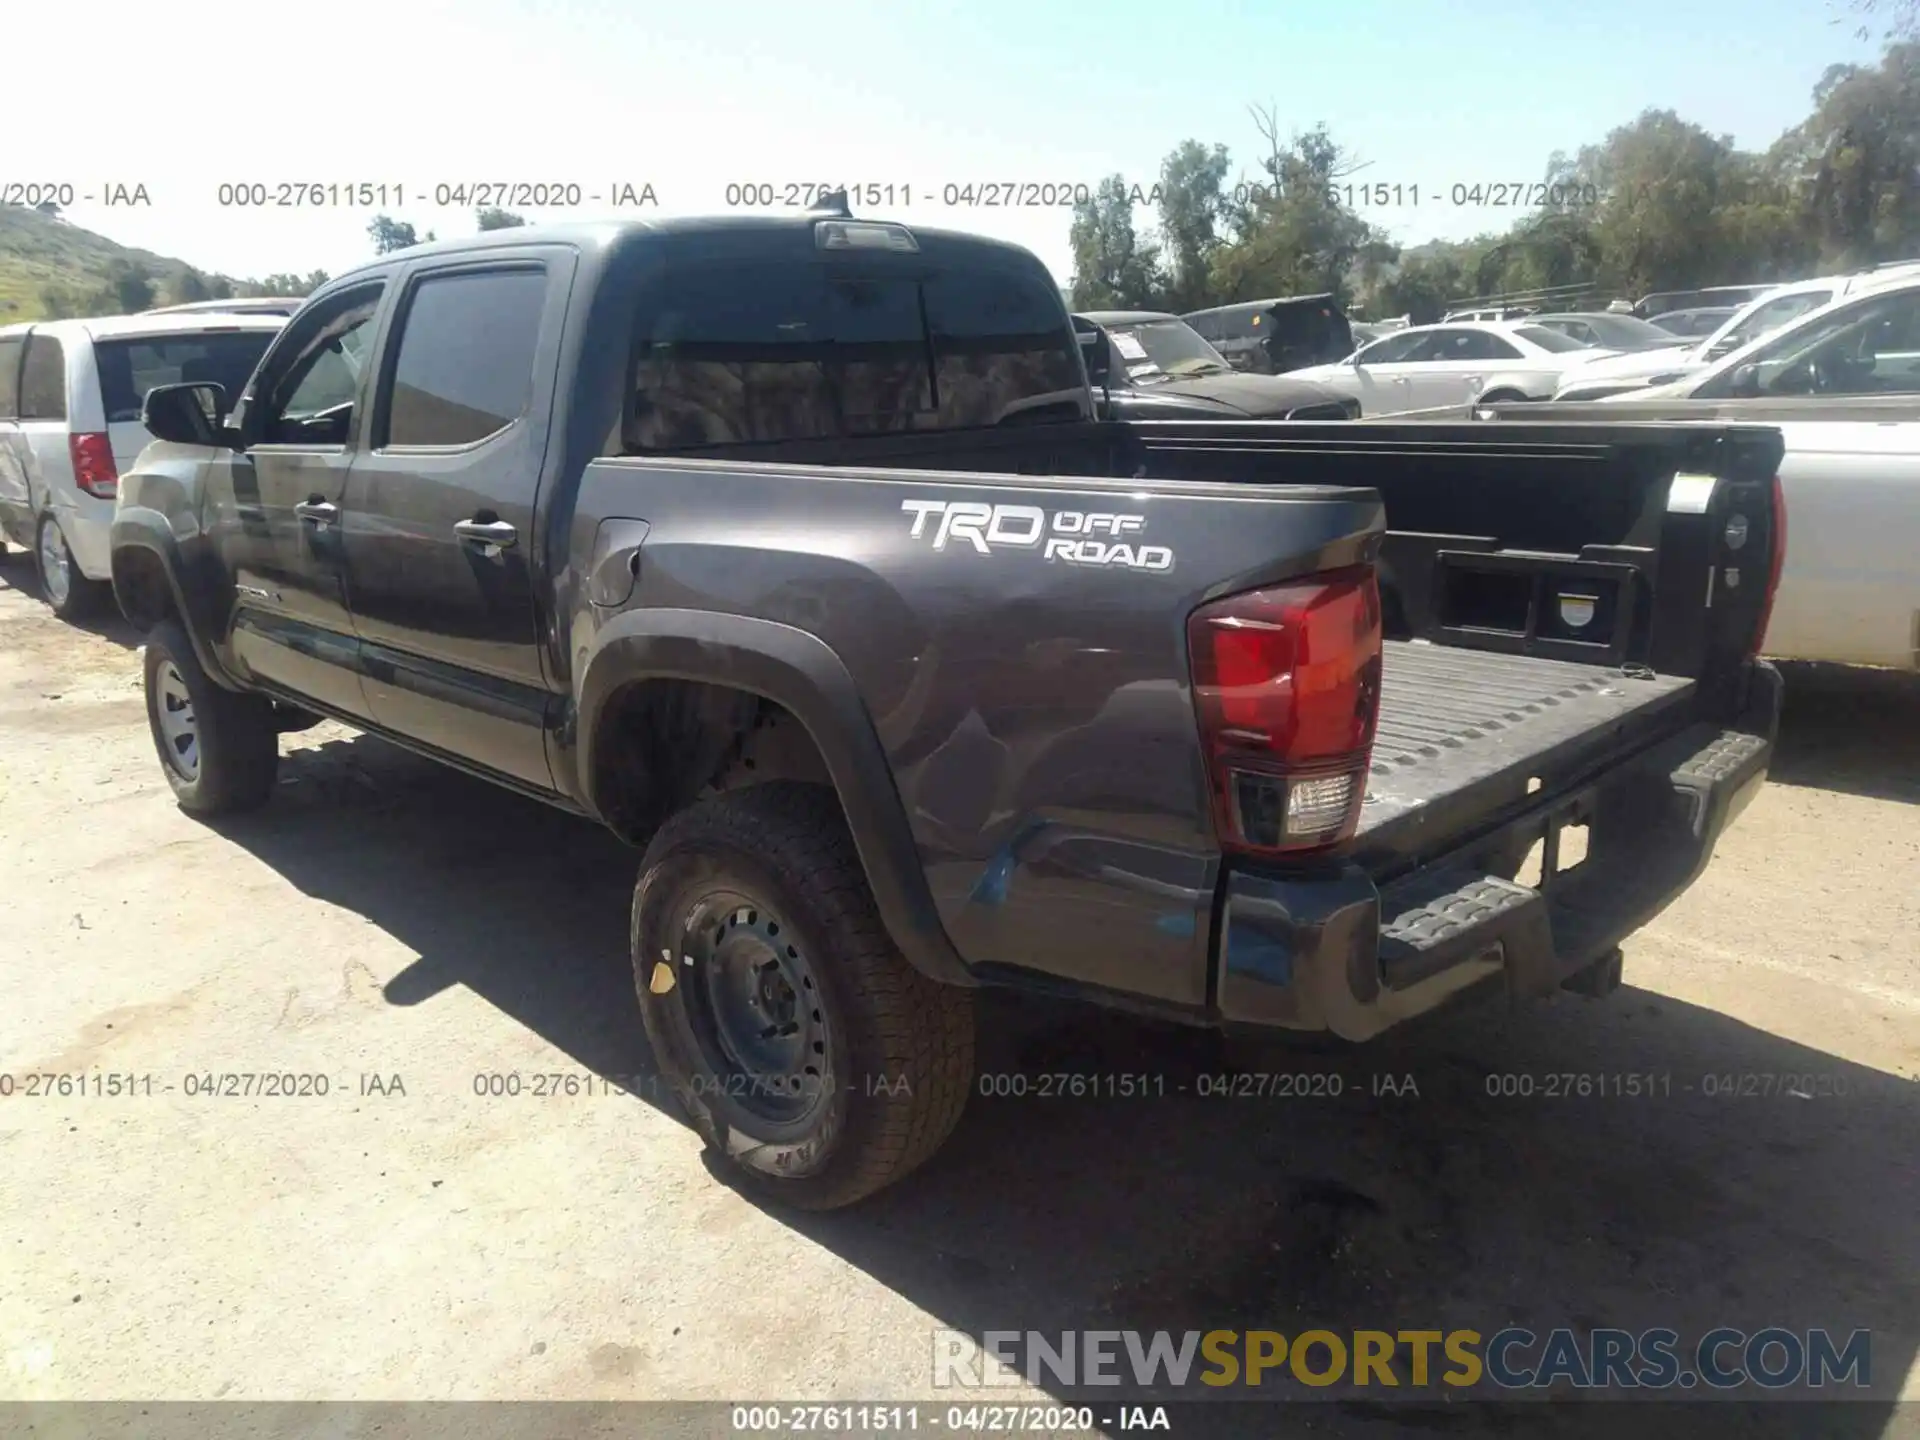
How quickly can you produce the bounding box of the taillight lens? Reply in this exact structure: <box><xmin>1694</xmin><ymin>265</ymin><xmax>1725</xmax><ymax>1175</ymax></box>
<box><xmin>1750</xmin><ymin>472</ymin><xmax>1787</xmax><ymax>656</ymax></box>
<box><xmin>69</xmin><ymin>432</ymin><xmax>118</xmax><ymax>500</ymax></box>
<box><xmin>1187</xmin><ymin>566</ymin><xmax>1384</xmax><ymax>856</ymax></box>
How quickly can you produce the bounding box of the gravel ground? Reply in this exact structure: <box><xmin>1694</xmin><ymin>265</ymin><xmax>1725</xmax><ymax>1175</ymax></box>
<box><xmin>0</xmin><ymin>555</ymin><xmax>1914</xmax><ymax>1438</ymax></box>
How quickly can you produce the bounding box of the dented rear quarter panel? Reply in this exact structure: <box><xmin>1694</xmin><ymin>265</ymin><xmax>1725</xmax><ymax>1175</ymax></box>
<box><xmin>571</xmin><ymin>454</ymin><xmax>1382</xmax><ymax>1009</ymax></box>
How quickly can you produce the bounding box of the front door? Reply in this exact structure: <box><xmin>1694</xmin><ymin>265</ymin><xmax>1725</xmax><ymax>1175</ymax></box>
<box><xmin>341</xmin><ymin>257</ymin><xmax>567</xmax><ymax>791</ymax></box>
<box><xmin>214</xmin><ymin>282</ymin><xmax>385</xmax><ymax>718</ymax></box>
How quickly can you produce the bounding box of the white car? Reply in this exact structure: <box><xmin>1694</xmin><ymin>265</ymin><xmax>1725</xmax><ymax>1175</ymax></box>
<box><xmin>1290</xmin><ymin>320</ymin><xmax>1619</xmax><ymax>415</ymax></box>
<box><xmin>1553</xmin><ymin>262</ymin><xmax>1920</xmax><ymax>402</ymax></box>
<box><xmin>1509</xmin><ymin>278</ymin><xmax>1920</xmax><ymax>670</ymax></box>
<box><xmin>0</xmin><ymin>312</ymin><xmax>283</xmax><ymax>618</ymax></box>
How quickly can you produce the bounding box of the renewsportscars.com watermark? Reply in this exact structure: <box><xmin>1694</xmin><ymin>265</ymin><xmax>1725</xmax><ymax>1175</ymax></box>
<box><xmin>932</xmin><ymin>1327</ymin><xmax>1872</xmax><ymax>1393</ymax></box>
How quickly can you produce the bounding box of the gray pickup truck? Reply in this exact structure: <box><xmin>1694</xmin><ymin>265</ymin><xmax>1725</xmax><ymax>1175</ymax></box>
<box><xmin>111</xmin><ymin>205</ymin><xmax>1784</xmax><ymax>1208</ymax></box>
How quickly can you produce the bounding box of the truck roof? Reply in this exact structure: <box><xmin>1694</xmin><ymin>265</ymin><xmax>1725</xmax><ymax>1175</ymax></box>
<box><xmin>326</xmin><ymin>213</ymin><xmax>1056</xmax><ymax>288</ymax></box>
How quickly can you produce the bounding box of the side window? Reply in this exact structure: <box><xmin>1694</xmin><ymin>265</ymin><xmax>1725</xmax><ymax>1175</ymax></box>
<box><xmin>0</xmin><ymin>336</ymin><xmax>22</xmax><ymax>420</ymax></box>
<box><xmin>19</xmin><ymin>335</ymin><xmax>67</xmax><ymax>421</ymax></box>
<box><xmin>1728</xmin><ymin>291</ymin><xmax>1830</xmax><ymax>348</ymax></box>
<box><xmin>1356</xmin><ymin>331</ymin><xmax>1424</xmax><ymax>364</ymax></box>
<box><xmin>1422</xmin><ymin>329</ymin><xmax>1520</xmax><ymax>362</ymax></box>
<box><xmin>921</xmin><ymin>266</ymin><xmax>1085</xmax><ymax>426</ymax></box>
<box><xmin>258</xmin><ymin>286</ymin><xmax>384</xmax><ymax>446</ymax></box>
<box><xmin>382</xmin><ymin>269</ymin><xmax>548</xmax><ymax>447</ymax></box>
<box><xmin>1188</xmin><ymin>313</ymin><xmax>1221</xmax><ymax>343</ymax></box>
<box><xmin>1467</xmin><ymin>332</ymin><xmax>1524</xmax><ymax>361</ymax></box>
<box><xmin>1751</xmin><ymin>290</ymin><xmax>1920</xmax><ymax>396</ymax></box>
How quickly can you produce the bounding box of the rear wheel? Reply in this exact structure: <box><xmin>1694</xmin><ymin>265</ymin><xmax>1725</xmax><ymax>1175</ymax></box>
<box><xmin>143</xmin><ymin>619</ymin><xmax>280</xmax><ymax>815</ymax></box>
<box><xmin>36</xmin><ymin>513</ymin><xmax>111</xmax><ymax>620</ymax></box>
<box><xmin>633</xmin><ymin>783</ymin><xmax>975</xmax><ymax>1210</ymax></box>
<box><xmin>1476</xmin><ymin>389</ymin><xmax>1531</xmax><ymax>406</ymax></box>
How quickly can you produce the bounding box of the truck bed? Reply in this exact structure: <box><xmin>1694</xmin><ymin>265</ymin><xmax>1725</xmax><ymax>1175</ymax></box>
<box><xmin>1358</xmin><ymin>641</ymin><xmax>1697</xmax><ymax>852</ymax></box>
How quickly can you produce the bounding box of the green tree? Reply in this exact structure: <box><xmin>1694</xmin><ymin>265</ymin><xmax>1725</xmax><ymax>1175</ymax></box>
<box><xmin>1210</xmin><ymin>121</ymin><xmax>1382</xmax><ymax>303</ymax></box>
<box><xmin>1775</xmin><ymin>44</ymin><xmax>1920</xmax><ymax>268</ymax></box>
<box><xmin>368</xmin><ymin>214</ymin><xmax>421</xmax><ymax>254</ymax></box>
<box><xmin>476</xmin><ymin>207</ymin><xmax>527</xmax><ymax>231</ymax></box>
<box><xmin>37</xmin><ymin>286</ymin><xmax>73</xmax><ymax>320</ymax></box>
<box><xmin>1067</xmin><ymin>175</ymin><xmax>1166</xmax><ymax>309</ymax></box>
<box><xmin>165</xmin><ymin>267</ymin><xmax>211</xmax><ymax>306</ymax></box>
<box><xmin>1155</xmin><ymin>141</ymin><xmax>1231</xmax><ymax>312</ymax></box>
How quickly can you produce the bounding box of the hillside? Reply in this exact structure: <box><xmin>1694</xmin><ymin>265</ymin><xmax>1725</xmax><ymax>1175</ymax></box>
<box><xmin>0</xmin><ymin>205</ymin><xmax>315</xmax><ymax>322</ymax></box>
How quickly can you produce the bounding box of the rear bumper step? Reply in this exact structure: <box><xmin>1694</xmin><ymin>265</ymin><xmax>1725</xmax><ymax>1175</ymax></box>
<box><xmin>1213</xmin><ymin>663</ymin><xmax>1780</xmax><ymax>1041</ymax></box>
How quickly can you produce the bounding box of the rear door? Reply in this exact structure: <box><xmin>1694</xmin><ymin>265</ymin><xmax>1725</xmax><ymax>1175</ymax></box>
<box><xmin>1403</xmin><ymin>328</ymin><xmax>1526</xmax><ymax>408</ymax></box>
<box><xmin>14</xmin><ymin>332</ymin><xmax>71</xmax><ymax>522</ymax></box>
<box><xmin>213</xmin><ymin>283</ymin><xmax>385</xmax><ymax>716</ymax></box>
<box><xmin>341</xmin><ymin>254</ymin><xmax>571</xmax><ymax>791</ymax></box>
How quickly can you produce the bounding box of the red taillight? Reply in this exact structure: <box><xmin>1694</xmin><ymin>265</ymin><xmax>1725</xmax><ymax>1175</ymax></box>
<box><xmin>69</xmin><ymin>432</ymin><xmax>118</xmax><ymax>500</ymax></box>
<box><xmin>1187</xmin><ymin>565</ymin><xmax>1384</xmax><ymax>856</ymax></box>
<box><xmin>1751</xmin><ymin>472</ymin><xmax>1787</xmax><ymax>655</ymax></box>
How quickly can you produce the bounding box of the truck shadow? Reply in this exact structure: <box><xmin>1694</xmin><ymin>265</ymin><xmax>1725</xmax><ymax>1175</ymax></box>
<box><xmin>1770</xmin><ymin>661</ymin><xmax>1920</xmax><ymax>805</ymax></box>
<box><xmin>207</xmin><ymin>728</ymin><xmax>1916</xmax><ymax>1438</ymax></box>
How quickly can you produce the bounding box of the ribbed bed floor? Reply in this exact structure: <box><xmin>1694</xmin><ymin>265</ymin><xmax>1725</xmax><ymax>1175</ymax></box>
<box><xmin>1357</xmin><ymin>640</ymin><xmax>1696</xmax><ymax>837</ymax></box>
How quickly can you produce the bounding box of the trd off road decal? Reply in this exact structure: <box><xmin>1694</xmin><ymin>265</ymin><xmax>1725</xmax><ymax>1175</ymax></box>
<box><xmin>900</xmin><ymin>499</ymin><xmax>1174</xmax><ymax>572</ymax></box>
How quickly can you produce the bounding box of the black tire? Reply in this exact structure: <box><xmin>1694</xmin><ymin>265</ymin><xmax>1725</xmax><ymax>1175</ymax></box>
<box><xmin>36</xmin><ymin>513</ymin><xmax>112</xmax><ymax>620</ymax></box>
<box><xmin>1476</xmin><ymin>389</ymin><xmax>1531</xmax><ymax>405</ymax></box>
<box><xmin>633</xmin><ymin>783</ymin><xmax>975</xmax><ymax>1210</ymax></box>
<box><xmin>143</xmin><ymin>618</ymin><xmax>280</xmax><ymax>815</ymax></box>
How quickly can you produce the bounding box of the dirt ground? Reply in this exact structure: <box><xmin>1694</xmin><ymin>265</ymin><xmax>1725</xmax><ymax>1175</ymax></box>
<box><xmin>0</xmin><ymin>554</ymin><xmax>1915</xmax><ymax>1437</ymax></box>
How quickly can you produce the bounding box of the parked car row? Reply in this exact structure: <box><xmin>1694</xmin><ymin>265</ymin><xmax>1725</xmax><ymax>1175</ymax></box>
<box><xmin>1458</xmin><ymin>270</ymin><xmax>1920</xmax><ymax>673</ymax></box>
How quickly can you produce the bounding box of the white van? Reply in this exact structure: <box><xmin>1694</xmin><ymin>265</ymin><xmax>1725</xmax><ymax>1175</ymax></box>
<box><xmin>0</xmin><ymin>312</ymin><xmax>283</xmax><ymax>618</ymax></box>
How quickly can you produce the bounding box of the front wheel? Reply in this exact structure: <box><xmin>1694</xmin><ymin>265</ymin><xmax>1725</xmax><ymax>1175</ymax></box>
<box><xmin>143</xmin><ymin>619</ymin><xmax>280</xmax><ymax>814</ymax></box>
<box><xmin>633</xmin><ymin>783</ymin><xmax>975</xmax><ymax>1210</ymax></box>
<box><xmin>1475</xmin><ymin>389</ymin><xmax>1532</xmax><ymax>405</ymax></box>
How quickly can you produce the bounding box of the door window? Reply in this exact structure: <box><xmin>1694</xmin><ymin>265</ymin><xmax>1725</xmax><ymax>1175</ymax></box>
<box><xmin>0</xmin><ymin>335</ymin><xmax>22</xmax><ymax>419</ymax></box>
<box><xmin>1718</xmin><ymin>291</ymin><xmax>1832</xmax><ymax>352</ymax></box>
<box><xmin>257</xmin><ymin>286</ymin><xmax>385</xmax><ymax>446</ymax></box>
<box><xmin>19</xmin><ymin>335</ymin><xmax>67</xmax><ymax>421</ymax></box>
<box><xmin>380</xmin><ymin>269</ymin><xmax>549</xmax><ymax>447</ymax></box>
<box><xmin>1421</xmin><ymin>329</ymin><xmax>1522</xmax><ymax>362</ymax></box>
<box><xmin>1355</xmin><ymin>331</ymin><xmax>1427</xmax><ymax>364</ymax></box>
<box><xmin>1715</xmin><ymin>288</ymin><xmax>1920</xmax><ymax>397</ymax></box>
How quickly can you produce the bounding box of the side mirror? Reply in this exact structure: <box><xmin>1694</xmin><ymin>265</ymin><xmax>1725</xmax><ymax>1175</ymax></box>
<box><xmin>1075</xmin><ymin>325</ymin><xmax>1113</xmax><ymax>388</ymax></box>
<box><xmin>142</xmin><ymin>382</ymin><xmax>233</xmax><ymax>448</ymax></box>
<box><xmin>1728</xmin><ymin>364</ymin><xmax>1762</xmax><ymax>398</ymax></box>
<box><xmin>1706</xmin><ymin>336</ymin><xmax>1739</xmax><ymax>360</ymax></box>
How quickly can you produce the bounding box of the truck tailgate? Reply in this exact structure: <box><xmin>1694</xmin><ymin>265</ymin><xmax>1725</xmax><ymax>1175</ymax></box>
<box><xmin>1358</xmin><ymin>641</ymin><xmax>1697</xmax><ymax>855</ymax></box>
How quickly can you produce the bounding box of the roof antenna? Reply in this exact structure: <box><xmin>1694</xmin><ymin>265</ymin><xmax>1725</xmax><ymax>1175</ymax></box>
<box><xmin>810</xmin><ymin>187</ymin><xmax>852</xmax><ymax>218</ymax></box>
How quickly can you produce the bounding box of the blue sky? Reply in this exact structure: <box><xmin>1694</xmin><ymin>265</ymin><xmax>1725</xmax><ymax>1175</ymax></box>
<box><xmin>13</xmin><ymin>0</ymin><xmax>1887</xmax><ymax>287</ymax></box>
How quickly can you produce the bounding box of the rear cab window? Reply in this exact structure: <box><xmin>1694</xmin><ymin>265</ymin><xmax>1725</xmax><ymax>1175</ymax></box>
<box><xmin>621</xmin><ymin>239</ymin><xmax>1086</xmax><ymax>452</ymax></box>
<box><xmin>92</xmin><ymin>331</ymin><xmax>277</xmax><ymax>423</ymax></box>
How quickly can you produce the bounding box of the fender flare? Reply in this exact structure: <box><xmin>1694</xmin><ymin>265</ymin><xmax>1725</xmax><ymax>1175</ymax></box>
<box><xmin>576</xmin><ymin>608</ymin><xmax>975</xmax><ymax>988</ymax></box>
<box><xmin>109</xmin><ymin>508</ymin><xmax>244</xmax><ymax>690</ymax></box>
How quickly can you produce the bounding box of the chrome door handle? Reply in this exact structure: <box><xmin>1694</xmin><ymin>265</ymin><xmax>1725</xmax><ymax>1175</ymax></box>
<box><xmin>454</xmin><ymin>518</ymin><xmax>518</xmax><ymax>549</ymax></box>
<box><xmin>293</xmin><ymin>499</ymin><xmax>338</xmax><ymax>524</ymax></box>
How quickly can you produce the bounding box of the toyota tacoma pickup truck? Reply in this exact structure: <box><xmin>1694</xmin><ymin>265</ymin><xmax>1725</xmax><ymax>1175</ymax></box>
<box><xmin>111</xmin><ymin>205</ymin><xmax>1785</xmax><ymax>1209</ymax></box>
